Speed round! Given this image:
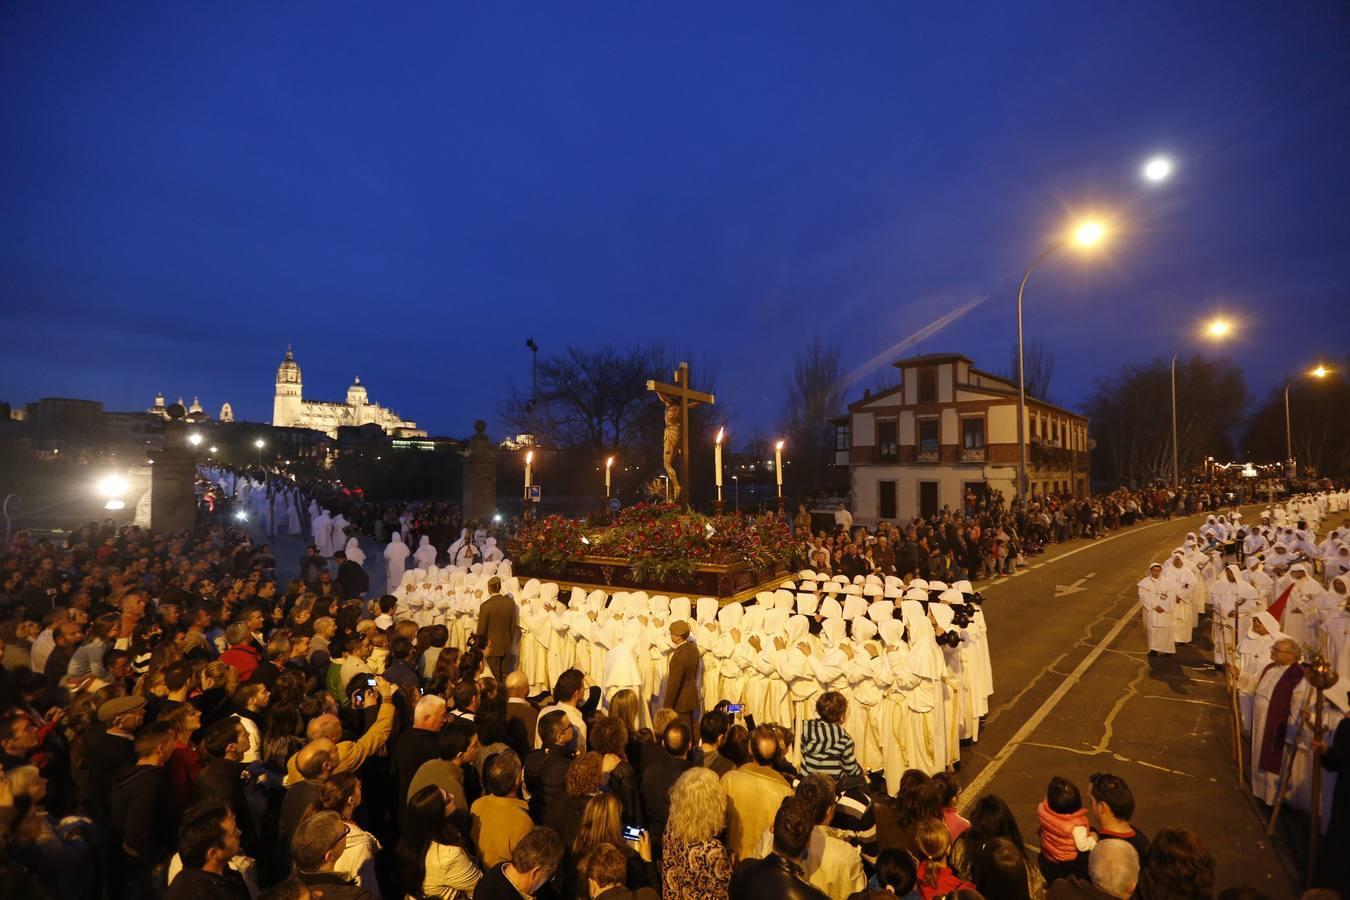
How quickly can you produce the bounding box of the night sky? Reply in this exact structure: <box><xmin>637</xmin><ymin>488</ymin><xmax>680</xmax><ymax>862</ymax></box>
<box><xmin>4</xmin><ymin>3</ymin><xmax>1349</xmax><ymax>439</ymax></box>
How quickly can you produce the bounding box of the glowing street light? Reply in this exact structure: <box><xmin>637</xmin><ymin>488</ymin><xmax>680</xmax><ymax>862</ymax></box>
<box><xmin>1285</xmin><ymin>365</ymin><xmax>1333</xmax><ymax>469</ymax></box>
<box><xmin>1142</xmin><ymin>156</ymin><xmax>1174</xmax><ymax>184</ymax></box>
<box><xmin>1170</xmin><ymin>316</ymin><xmax>1234</xmax><ymax>486</ymax></box>
<box><xmin>208</xmin><ymin>446</ymin><xmax>218</xmax><ymax>454</ymax></box>
<box><xmin>97</xmin><ymin>474</ymin><xmax>129</xmax><ymax>498</ymax></box>
<box><xmin>1015</xmin><ymin>216</ymin><xmax>1113</xmax><ymax>498</ymax></box>
<box><xmin>188</xmin><ymin>433</ymin><xmax>203</xmax><ymax>447</ymax></box>
<box><xmin>254</xmin><ymin>438</ymin><xmax>265</xmax><ymax>465</ymax></box>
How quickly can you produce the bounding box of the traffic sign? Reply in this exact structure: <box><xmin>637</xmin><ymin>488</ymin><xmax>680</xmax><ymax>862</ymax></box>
<box><xmin>608</xmin><ymin>497</ymin><xmax>621</xmax><ymax>513</ymax></box>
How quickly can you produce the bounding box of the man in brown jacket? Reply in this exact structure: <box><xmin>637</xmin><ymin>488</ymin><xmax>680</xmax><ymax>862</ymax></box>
<box><xmin>663</xmin><ymin>619</ymin><xmax>701</xmax><ymax>731</ymax></box>
<box><xmin>476</xmin><ymin>576</ymin><xmax>519</xmax><ymax>680</ymax></box>
<box><xmin>722</xmin><ymin>725</ymin><xmax>795</xmax><ymax>862</ymax></box>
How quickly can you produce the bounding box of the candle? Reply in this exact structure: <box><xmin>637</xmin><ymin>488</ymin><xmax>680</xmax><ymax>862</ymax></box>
<box><xmin>714</xmin><ymin>428</ymin><xmax>724</xmax><ymax>501</ymax></box>
<box><xmin>605</xmin><ymin>456</ymin><xmax>613</xmax><ymax>496</ymax></box>
<box><xmin>524</xmin><ymin>450</ymin><xmax>533</xmax><ymax>494</ymax></box>
<box><xmin>775</xmin><ymin>439</ymin><xmax>784</xmax><ymax>496</ymax></box>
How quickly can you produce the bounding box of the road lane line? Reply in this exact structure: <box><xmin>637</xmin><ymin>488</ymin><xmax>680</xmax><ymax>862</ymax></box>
<box><xmin>958</xmin><ymin>590</ymin><xmax>1140</xmax><ymax>812</ymax></box>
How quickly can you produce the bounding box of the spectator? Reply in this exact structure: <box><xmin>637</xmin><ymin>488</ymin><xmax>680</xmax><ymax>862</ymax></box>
<box><xmin>1087</xmin><ymin>773</ymin><xmax>1149</xmax><ymax>862</ymax></box>
<box><xmin>914</xmin><ymin>817</ymin><xmax>973</xmax><ymax>900</ymax></box>
<box><xmin>972</xmin><ymin>836</ymin><xmax>1033</xmax><ymax>900</ymax></box>
<box><xmin>395</xmin><ymin>694</ymin><xmax>449</xmax><ymax>804</ymax></box>
<box><xmin>309</xmin><ymin>772</ymin><xmax>382</xmax><ymax>899</ymax></box>
<box><xmin>408</xmin><ymin>718</ymin><xmax>478</xmax><ymax>827</ymax></box>
<box><xmin>851</xmin><ymin>847</ymin><xmax>918</xmax><ymax>900</ymax></box>
<box><xmin>663</xmin><ymin>767</ymin><xmax>734</xmax><ymax>900</ymax></box>
<box><xmin>108</xmin><ymin>722</ymin><xmax>180</xmax><ymax>898</ymax></box>
<box><xmin>580</xmin><ymin>842</ymin><xmax>660</xmax><ymax>900</ymax></box>
<box><xmin>934</xmin><ymin>771</ymin><xmax>970</xmax><ymax>841</ymax></box>
<box><xmin>473</xmin><ymin>826</ymin><xmax>565</xmax><ymax>900</ymax></box>
<box><xmin>1048</xmin><ymin>839</ymin><xmax>1140</xmax><ymax>900</ymax></box>
<box><xmin>165</xmin><ymin>801</ymin><xmax>249</xmax><ymax>900</ymax></box>
<box><xmin>567</xmin><ymin>793</ymin><xmax>658</xmax><ymax>899</ymax></box>
<box><xmin>523</xmin><ymin>709</ymin><xmax>577</xmax><ymax>822</ymax></box>
<box><xmin>398</xmin><ymin>784</ymin><xmax>483</xmax><ymax>899</ymax></box>
<box><xmin>754</xmin><ymin>773</ymin><xmax>865</xmax><ymax>899</ymax></box>
<box><xmin>722</xmin><ymin>724</ymin><xmax>794</xmax><ymax>861</ymax></box>
<box><xmin>469</xmin><ymin>750</ymin><xmax>534</xmax><ymax>870</ymax></box>
<box><xmin>729</xmin><ymin>796</ymin><xmax>829</xmax><ymax>900</ymax></box>
<box><xmin>950</xmin><ymin>794</ymin><xmax>1044</xmax><ymax>898</ymax></box>
<box><xmin>291</xmin><ymin>810</ymin><xmax>374</xmax><ymax>899</ymax></box>
<box><xmin>589</xmin><ymin>714</ymin><xmax>642</xmax><ymax>827</ymax></box>
<box><xmin>800</xmin><ymin>691</ymin><xmax>863</xmax><ymax>783</ymax></box>
<box><xmin>1134</xmin><ymin>829</ymin><xmax>1216</xmax><ymax>900</ymax></box>
<box><xmin>639</xmin><ymin>720</ymin><xmax>693</xmax><ymax>856</ymax></box>
<box><xmin>696</xmin><ymin>709</ymin><xmax>735</xmax><ymax>777</ymax></box>
<box><xmin>1036</xmin><ymin>776</ymin><xmax>1094</xmax><ymax>883</ymax></box>
<box><xmin>545</xmin><ymin>751</ymin><xmax>606</xmax><ymax>848</ymax></box>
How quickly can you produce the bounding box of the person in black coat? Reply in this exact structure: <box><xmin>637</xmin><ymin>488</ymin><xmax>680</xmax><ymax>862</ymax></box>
<box><xmin>81</xmin><ymin>697</ymin><xmax>144</xmax><ymax>827</ymax></box>
<box><xmin>638</xmin><ymin>722</ymin><xmax>693</xmax><ymax>858</ymax></box>
<box><xmin>523</xmin><ymin>710</ymin><xmax>576</xmax><ymax>822</ymax></box>
<box><xmin>334</xmin><ymin>551</ymin><xmax>370</xmax><ymax>601</ymax></box>
<box><xmin>729</xmin><ymin>797</ymin><xmax>829</xmax><ymax>900</ymax></box>
<box><xmin>165</xmin><ymin>801</ymin><xmax>250</xmax><ymax>900</ymax></box>
<box><xmin>190</xmin><ymin>719</ymin><xmax>265</xmax><ymax>855</ymax></box>
<box><xmin>1314</xmin><ymin>714</ymin><xmax>1350</xmax><ymax>894</ymax></box>
<box><xmin>108</xmin><ymin>724</ymin><xmax>179</xmax><ymax>900</ymax></box>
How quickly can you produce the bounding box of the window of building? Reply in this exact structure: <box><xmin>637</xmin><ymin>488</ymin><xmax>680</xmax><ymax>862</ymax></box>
<box><xmin>961</xmin><ymin>417</ymin><xmax>985</xmax><ymax>449</ymax></box>
<box><xmin>918</xmin><ymin>367</ymin><xmax>937</xmax><ymax>403</ymax></box>
<box><xmin>834</xmin><ymin>423</ymin><xmax>850</xmax><ymax>452</ymax></box>
<box><xmin>877</xmin><ymin>420</ymin><xmax>898</xmax><ymax>462</ymax></box>
<box><xmin>918</xmin><ymin>418</ymin><xmax>939</xmax><ymax>453</ymax></box>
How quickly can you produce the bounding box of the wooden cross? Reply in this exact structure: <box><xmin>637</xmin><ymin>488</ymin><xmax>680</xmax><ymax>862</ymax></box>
<box><xmin>647</xmin><ymin>362</ymin><xmax>715</xmax><ymax>504</ymax></box>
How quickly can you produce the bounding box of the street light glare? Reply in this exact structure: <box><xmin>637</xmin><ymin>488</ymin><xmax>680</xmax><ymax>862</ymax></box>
<box><xmin>188</xmin><ymin>433</ymin><xmax>203</xmax><ymax>446</ymax></box>
<box><xmin>1071</xmin><ymin>221</ymin><xmax>1106</xmax><ymax>248</ymax></box>
<box><xmin>254</xmin><ymin>439</ymin><xmax>264</xmax><ymax>448</ymax></box>
<box><xmin>97</xmin><ymin>474</ymin><xmax>129</xmax><ymax>498</ymax></box>
<box><xmin>1205</xmin><ymin>318</ymin><xmax>1231</xmax><ymax>339</ymax></box>
<box><xmin>1142</xmin><ymin>156</ymin><xmax>1173</xmax><ymax>183</ymax></box>
<box><xmin>1311</xmin><ymin>365</ymin><xmax>1330</xmax><ymax>379</ymax></box>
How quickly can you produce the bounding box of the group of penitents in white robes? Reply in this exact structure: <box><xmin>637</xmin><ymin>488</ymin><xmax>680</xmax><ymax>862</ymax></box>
<box><xmin>201</xmin><ymin>467</ymin><xmax>307</xmax><ymax>538</ymax></box>
<box><xmin>394</xmin><ymin>563</ymin><xmax>995</xmax><ymax>784</ymax></box>
<box><xmin>1138</xmin><ymin>492</ymin><xmax>1350</xmax><ymax>829</ymax></box>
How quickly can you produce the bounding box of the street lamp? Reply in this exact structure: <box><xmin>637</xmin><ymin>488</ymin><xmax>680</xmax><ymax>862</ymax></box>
<box><xmin>254</xmin><ymin>438</ymin><xmax>265</xmax><ymax>465</ymax></box>
<box><xmin>208</xmin><ymin>446</ymin><xmax>218</xmax><ymax>455</ymax></box>
<box><xmin>1142</xmin><ymin>155</ymin><xmax>1174</xmax><ymax>184</ymax></box>
<box><xmin>188</xmin><ymin>433</ymin><xmax>203</xmax><ymax>448</ymax></box>
<box><xmin>1170</xmin><ymin>316</ymin><xmax>1233</xmax><ymax>486</ymax></box>
<box><xmin>731</xmin><ymin>475</ymin><xmax>739</xmax><ymax>513</ymax></box>
<box><xmin>1016</xmin><ymin>217</ymin><xmax>1109</xmax><ymax>500</ymax></box>
<box><xmin>1285</xmin><ymin>365</ymin><xmax>1332</xmax><ymax>470</ymax></box>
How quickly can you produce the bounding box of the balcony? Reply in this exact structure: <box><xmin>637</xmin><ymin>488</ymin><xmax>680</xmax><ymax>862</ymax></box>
<box><xmin>959</xmin><ymin>447</ymin><xmax>986</xmax><ymax>463</ymax></box>
<box><xmin>915</xmin><ymin>447</ymin><xmax>940</xmax><ymax>463</ymax></box>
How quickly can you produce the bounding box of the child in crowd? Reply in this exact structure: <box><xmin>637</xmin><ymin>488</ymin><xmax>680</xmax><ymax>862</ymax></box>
<box><xmin>1036</xmin><ymin>775</ymin><xmax>1096</xmax><ymax>883</ymax></box>
<box><xmin>914</xmin><ymin>817</ymin><xmax>974</xmax><ymax>900</ymax></box>
<box><xmin>933</xmin><ymin>772</ymin><xmax>970</xmax><ymax>841</ymax></box>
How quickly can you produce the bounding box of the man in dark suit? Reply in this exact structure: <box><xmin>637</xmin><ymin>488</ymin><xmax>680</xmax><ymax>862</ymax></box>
<box><xmin>663</xmin><ymin>619</ymin><xmax>700</xmax><ymax>731</ymax></box>
<box><xmin>475</xmin><ymin>576</ymin><xmax>519</xmax><ymax>681</ymax></box>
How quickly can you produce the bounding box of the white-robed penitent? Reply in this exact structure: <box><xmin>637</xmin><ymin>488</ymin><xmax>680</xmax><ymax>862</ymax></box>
<box><xmin>413</xmin><ymin>535</ymin><xmax>437</xmax><ymax>570</ymax></box>
<box><xmin>312</xmin><ymin>509</ymin><xmax>334</xmax><ymax>556</ymax></box>
<box><xmin>1138</xmin><ymin>564</ymin><xmax>1176</xmax><ymax>654</ymax></box>
<box><xmin>1164</xmin><ymin>555</ymin><xmax>1196</xmax><ymax>645</ymax></box>
<box><xmin>1210</xmin><ymin>565</ymin><xmax>1259</xmax><ymax>666</ymax></box>
<box><xmin>384</xmin><ymin>532</ymin><xmax>411</xmax><ymax>591</ymax></box>
<box><xmin>344</xmin><ymin>537</ymin><xmax>366</xmax><ymax>566</ymax></box>
<box><xmin>1280</xmin><ymin>565</ymin><xmax>1327</xmax><ymax>649</ymax></box>
<box><xmin>1237</xmin><ymin>613</ymin><xmax>1285</xmax><ymax>729</ymax></box>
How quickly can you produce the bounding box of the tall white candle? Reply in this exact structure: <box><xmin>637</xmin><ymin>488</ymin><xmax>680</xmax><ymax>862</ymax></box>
<box><xmin>524</xmin><ymin>451</ymin><xmax>533</xmax><ymax>493</ymax></box>
<box><xmin>605</xmin><ymin>457</ymin><xmax>613</xmax><ymax>496</ymax></box>
<box><xmin>775</xmin><ymin>440</ymin><xmax>784</xmax><ymax>496</ymax></box>
<box><xmin>714</xmin><ymin>428</ymin><xmax>724</xmax><ymax>494</ymax></box>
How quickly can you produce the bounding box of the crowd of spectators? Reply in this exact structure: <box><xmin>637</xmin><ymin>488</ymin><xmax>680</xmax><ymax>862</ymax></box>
<box><xmin>793</xmin><ymin>480</ymin><xmax>1262</xmax><ymax>585</ymax></box>
<box><xmin>0</xmin><ymin>512</ymin><xmax>1318</xmax><ymax>900</ymax></box>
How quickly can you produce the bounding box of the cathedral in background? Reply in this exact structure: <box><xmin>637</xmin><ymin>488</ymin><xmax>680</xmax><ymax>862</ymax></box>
<box><xmin>271</xmin><ymin>346</ymin><xmax>425</xmax><ymax>439</ymax></box>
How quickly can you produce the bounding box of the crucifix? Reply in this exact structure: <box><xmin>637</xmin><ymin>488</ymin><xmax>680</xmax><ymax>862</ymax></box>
<box><xmin>647</xmin><ymin>362</ymin><xmax>715</xmax><ymax>504</ymax></box>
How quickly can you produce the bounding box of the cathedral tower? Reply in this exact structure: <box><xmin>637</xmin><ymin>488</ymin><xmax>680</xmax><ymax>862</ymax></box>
<box><xmin>273</xmin><ymin>345</ymin><xmax>303</xmax><ymax>426</ymax></box>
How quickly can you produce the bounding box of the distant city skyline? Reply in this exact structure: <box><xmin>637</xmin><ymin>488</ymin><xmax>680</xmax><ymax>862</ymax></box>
<box><xmin>3</xmin><ymin>4</ymin><xmax>1349</xmax><ymax>439</ymax></box>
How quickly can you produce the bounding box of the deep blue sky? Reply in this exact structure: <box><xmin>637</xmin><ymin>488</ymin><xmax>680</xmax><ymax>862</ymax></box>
<box><xmin>4</xmin><ymin>3</ymin><xmax>1349</xmax><ymax>438</ymax></box>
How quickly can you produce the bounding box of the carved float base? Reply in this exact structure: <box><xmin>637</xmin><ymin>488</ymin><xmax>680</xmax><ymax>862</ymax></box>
<box><xmin>514</xmin><ymin>555</ymin><xmax>789</xmax><ymax>603</ymax></box>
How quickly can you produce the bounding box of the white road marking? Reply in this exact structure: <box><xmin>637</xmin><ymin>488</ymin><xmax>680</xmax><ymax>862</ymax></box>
<box><xmin>1054</xmin><ymin>573</ymin><xmax>1096</xmax><ymax>597</ymax></box>
<box><xmin>958</xmin><ymin>589</ymin><xmax>1141</xmax><ymax>811</ymax></box>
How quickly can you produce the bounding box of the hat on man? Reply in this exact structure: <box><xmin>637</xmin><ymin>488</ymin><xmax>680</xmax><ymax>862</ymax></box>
<box><xmin>669</xmin><ymin>620</ymin><xmax>690</xmax><ymax>637</ymax></box>
<box><xmin>98</xmin><ymin>695</ymin><xmax>146</xmax><ymax>723</ymax></box>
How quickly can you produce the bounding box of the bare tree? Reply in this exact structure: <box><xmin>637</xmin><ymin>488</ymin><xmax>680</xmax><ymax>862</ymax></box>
<box><xmin>1242</xmin><ymin>357</ymin><xmax>1350</xmax><ymax>476</ymax></box>
<box><xmin>779</xmin><ymin>337</ymin><xmax>847</xmax><ymax>495</ymax></box>
<box><xmin>1007</xmin><ymin>339</ymin><xmax>1056</xmax><ymax>401</ymax></box>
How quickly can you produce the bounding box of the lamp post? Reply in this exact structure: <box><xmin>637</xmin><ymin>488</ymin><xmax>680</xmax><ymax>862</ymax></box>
<box><xmin>1170</xmin><ymin>317</ymin><xmax>1232</xmax><ymax>487</ymax></box>
<box><xmin>1016</xmin><ymin>220</ymin><xmax>1106</xmax><ymax>500</ymax></box>
<box><xmin>1285</xmin><ymin>365</ymin><xmax>1331</xmax><ymax>471</ymax></box>
<box><xmin>254</xmin><ymin>438</ymin><xmax>265</xmax><ymax>466</ymax></box>
<box><xmin>731</xmin><ymin>475</ymin><xmax>739</xmax><ymax>513</ymax></box>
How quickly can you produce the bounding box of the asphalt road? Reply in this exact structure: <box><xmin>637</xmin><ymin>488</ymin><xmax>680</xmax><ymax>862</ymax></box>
<box><xmin>958</xmin><ymin>507</ymin><xmax>1297</xmax><ymax>898</ymax></box>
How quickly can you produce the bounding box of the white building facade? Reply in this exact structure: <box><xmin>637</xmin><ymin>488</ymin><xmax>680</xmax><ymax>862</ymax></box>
<box><xmin>272</xmin><ymin>347</ymin><xmax>425</xmax><ymax>439</ymax></box>
<box><xmin>834</xmin><ymin>353</ymin><xmax>1090</xmax><ymax>523</ymax></box>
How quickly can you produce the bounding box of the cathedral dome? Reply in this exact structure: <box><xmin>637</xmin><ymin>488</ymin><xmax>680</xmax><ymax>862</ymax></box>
<box><xmin>276</xmin><ymin>345</ymin><xmax>302</xmax><ymax>384</ymax></box>
<box><xmin>347</xmin><ymin>375</ymin><xmax>368</xmax><ymax>405</ymax></box>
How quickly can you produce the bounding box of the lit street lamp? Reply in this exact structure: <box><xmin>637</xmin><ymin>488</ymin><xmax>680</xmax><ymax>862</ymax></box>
<box><xmin>731</xmin><ymin>475</ymin><xmax>739</xmax><ymax>513</ymax></box>
<box><xmin>1142</xmin><ymin>155</ymin><xmax>1174</xmax><ymax>184</ymax></box>
<box><xmin>1170</xmin><ymin>317</ymin><xmax>1232</xmax><ymax>486</ymax></box>
<box><xmin>188</xmin><ymin>433</ymin><xmax>203</xmax><ymax>448</ymax></box>
<box><xmin>1016</xmin><ymin>218</ymin><xmax>1108</xmax><ymax>499</ymax></box>
<box><xmin>254</xmin><ymin>438</ymin><xmax>265</xmax><ymax>465</ymax></box>
<box><xmin>1285</xmin><ymin>365</ymin><xmax>1331</xmax><ymax>470</ymax></box>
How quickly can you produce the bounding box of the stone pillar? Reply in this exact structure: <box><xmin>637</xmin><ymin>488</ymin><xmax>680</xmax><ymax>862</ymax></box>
<box><xmin>462</xmin><ymin>420</ymin><xmax>498</xmax><ymax>521</ymax></box>
<box><xmin>151</xmin><ymin>448</ymin><xmax>198</xmax><ymax>532</ymax></box>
